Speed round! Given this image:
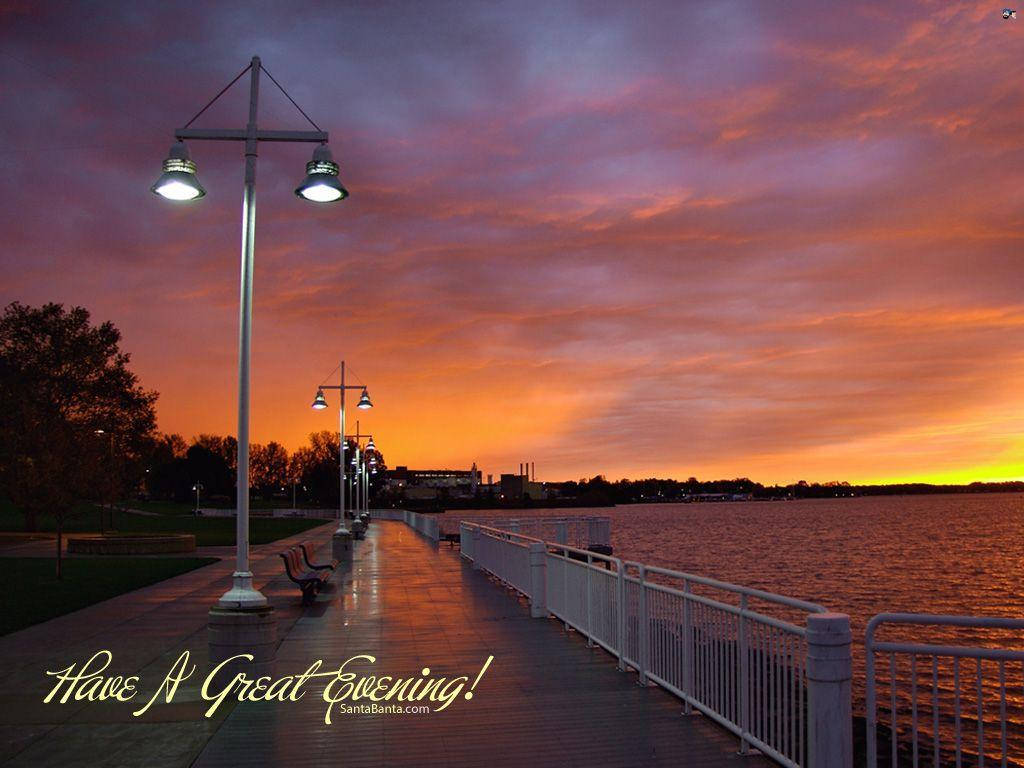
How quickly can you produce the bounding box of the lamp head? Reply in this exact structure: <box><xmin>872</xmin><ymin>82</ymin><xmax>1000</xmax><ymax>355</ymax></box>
<box><xmin>295</xmin><ymin>144</ymin><xmax>348</xmax><ymax>203</ymax></box>
<box><xmin>152</xmin><ymin>141</ymin><xmax>206</xmax><ymax>201</ymax></box>
<box><xmin>357</xmin><ymin>388</ymin><xmax>372</xmax><ymax>409</ymax></box>
<box><xmin>311</xmin><ymin>389</ymin><xmax>328</xmax><ymax>410</ymax></box>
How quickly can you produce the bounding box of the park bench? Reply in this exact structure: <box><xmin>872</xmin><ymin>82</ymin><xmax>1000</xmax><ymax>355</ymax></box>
<box><xmin>279</xmin><ymin>544</ymin><xmax>333</xmax><ymax>604</ymax></box>
<box><xmin>299</xmin><ymin>542</ymin><xmax>338</xmax><ymax>572</ymax></box>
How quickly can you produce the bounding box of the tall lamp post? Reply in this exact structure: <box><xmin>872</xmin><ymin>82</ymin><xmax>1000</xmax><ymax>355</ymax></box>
<box><xmin>311</xmin><ymin>361</ymin><xmax>372</xmax><ymax>534</ymax></box>
<box><xmin>153</xmin><ymin>56</ymin><xmax>347</xmax><ymax>612</ymax></box>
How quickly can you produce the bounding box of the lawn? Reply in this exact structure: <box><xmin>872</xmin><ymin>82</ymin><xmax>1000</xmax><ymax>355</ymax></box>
<box><xmin>0</xmin><ymin>500</ymin><xmax>333</xmax><ymax>546</ymax></box>
<box><xmin>1</xmin><ymin>556</ymin><xmax>219</xmax><ymax>635</ymax></box>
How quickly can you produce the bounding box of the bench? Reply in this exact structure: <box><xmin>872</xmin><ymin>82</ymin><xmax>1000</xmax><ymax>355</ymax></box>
<box><xmin>299</xmin><ymin>542</ymin><xmax>338</xmax><ymax>571</ymax></box>
<box><xmin>279</xmin><ymin>544</ymin><xmax>333</xmax><ymax>604</ymax></box>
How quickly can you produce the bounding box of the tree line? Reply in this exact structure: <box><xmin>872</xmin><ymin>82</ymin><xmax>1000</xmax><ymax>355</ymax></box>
<box><xmin>146</xmin><ymin>430</ymin><xmax>385</xmax><ymax>507</ymax></box>
<box><xmin>563</xmin><ymin>476</ymin><xmax>1024</xmax><ymax>505</ymax></box>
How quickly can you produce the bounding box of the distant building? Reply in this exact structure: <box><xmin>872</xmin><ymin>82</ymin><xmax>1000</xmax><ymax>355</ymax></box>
<box><xmin>385</xmin><ymin>466</ymin><xmax>483</xmax><ymax>499</ymax></box>
<box><xmin>499</xmin><ymin>473</ymin><xmax>546</xmax><ymax>500</ymax></box>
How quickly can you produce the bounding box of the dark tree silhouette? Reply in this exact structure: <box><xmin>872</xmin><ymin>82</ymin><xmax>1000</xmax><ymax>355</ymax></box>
<box><xmin>0</xmin><ymin>302</ymin><xmax>158</xmax><ymax>577</ymax></box>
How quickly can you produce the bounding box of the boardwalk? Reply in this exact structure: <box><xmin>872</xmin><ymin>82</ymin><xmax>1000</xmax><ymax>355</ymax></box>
<box><xmin>1</xmin><ymin>520</ymin><xmax>773</xmax><ymax>768</ymax></box>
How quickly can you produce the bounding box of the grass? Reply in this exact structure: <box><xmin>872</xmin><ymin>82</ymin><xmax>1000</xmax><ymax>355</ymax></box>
<box><xmin>1</xmin><ymin>556</ymin><xmax>219</xmax><ymax>635</ymax></box>
<box><xmin>115</xmin><ymin>499</ymin><xmax>337</xmax><ymax>514</ymax></box>
<box><xmin>123</xmin><ymin>500</ymin><xmax>194</xmax><ymax>515</ymax></box>
<box><xmin>0</xmin><ymin>500</ymin><xmax>333</xmax><ymax>546</ymax></box>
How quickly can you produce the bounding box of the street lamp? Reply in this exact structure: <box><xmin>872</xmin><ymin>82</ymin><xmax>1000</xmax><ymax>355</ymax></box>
<box><xmin>153</xmin><ymin>56</ymin><xmax>345</xmax><ymax>611</ymax></box>
<box><xmin>310</xmin><ymin>361</ymin><xmax>373</xmax><ymax>534</ymax></box>
<box><xmin>295</xmin><ymin>144</ymin><xmax>348</xmax><ymax>202</ymax></box>
<box><xmin>93</xmin><ymin>429</ymin><xmax>115</xmax><ymax>534</ymax></box>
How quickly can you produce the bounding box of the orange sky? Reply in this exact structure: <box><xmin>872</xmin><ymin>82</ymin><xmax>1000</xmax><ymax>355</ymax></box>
<box><xmin>2</xmin><ymin>1</ymin><xmax>1023</xmax><ymax>485</ymax></box>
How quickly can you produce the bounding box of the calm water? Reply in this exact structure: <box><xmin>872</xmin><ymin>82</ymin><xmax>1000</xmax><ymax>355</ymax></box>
<box><xmin>458</xmin><ymin>494</ymin><xmax>1024</xmax><ymax>759</ymax></box>
<box><xmin>464</xmin><ymin>493</ymin><xmax>1024</xmax><ymax>629</ymax></box>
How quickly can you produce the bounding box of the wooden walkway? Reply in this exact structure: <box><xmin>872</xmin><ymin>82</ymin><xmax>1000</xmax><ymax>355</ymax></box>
<box><xmin>193</xmin><ymin>522</ymin><xmax>773</xmax><ymax>768</ymax></box>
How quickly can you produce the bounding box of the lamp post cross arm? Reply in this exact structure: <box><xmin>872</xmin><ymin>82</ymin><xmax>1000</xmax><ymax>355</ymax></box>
<box><xmin>175</xmin><ymin>128</ymin><xmax>328</xmax><ymax>143</ymax></box>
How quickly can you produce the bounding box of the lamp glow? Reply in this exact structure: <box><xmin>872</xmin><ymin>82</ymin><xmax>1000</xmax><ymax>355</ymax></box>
<box><xmin>152</xmin><ymin>141</ymin><xmax>206</xmax><ymax>201</ymax></box>
<box><xmin>295</xmin><ymin>144</ymin><xmax>348</xmax><ymax>203</ymax></box>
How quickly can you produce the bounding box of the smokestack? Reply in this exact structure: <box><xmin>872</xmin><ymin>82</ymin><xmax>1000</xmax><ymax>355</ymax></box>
<box><xmin>519</xmin><ymin>462</ymin><xmax>523</xmax><ymax>477</ymax></box>
<box><xmin>531</xmin><ymin>462</ymin><xmax>535</xmax><ymax>482</ymax></box>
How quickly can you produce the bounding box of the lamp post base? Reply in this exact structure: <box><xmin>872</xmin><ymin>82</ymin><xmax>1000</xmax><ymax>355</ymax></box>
<box><xmin>216</xmin><ymin>571</ymin><xmax>269</xmax><ymax>609</ymax></box>
<box><xmin>332</xmin><ymin>530</ymin><xmax>353</xmax><ymax>566</ymax></box>
<box><xmin>208</xmin><ymin>605</ymin><xmax>277</xmax><ymax>683</ymax></box>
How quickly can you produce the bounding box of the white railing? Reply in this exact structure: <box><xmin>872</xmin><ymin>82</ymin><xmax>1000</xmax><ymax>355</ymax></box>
<box><xmin>460</xmin><ymin>521</ymin><xmax>849</xmax><ymax>767</ymax></box>
<box><xmin>865</xmin><ymin>613</ymin><xmax>1024</xmax><ymax>768</ymax></box>
<box><xmin>460</xmin><ymin>523</ymin><xmax>547</xmax><ymax>617</ymax></box>
<box><xmin>621</xmin><ymin>562</ymin><xmax>835</xmax><ymax>768</ymax></box>
<box><xmin>373</xmin><ymin>509</ymin><xmax>440</xmax><ymax>542</ymax></box>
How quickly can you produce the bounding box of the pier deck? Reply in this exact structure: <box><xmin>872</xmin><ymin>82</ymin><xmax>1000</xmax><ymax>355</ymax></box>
<box><xmin>0</xmin><ymin>520</ymin><xmax>773</xmax><ymax>768</ymax></box>
<box><xmin>195</xmin><ymin>521</ymin><xmax>771</xmax><ymax>768</ymax></box>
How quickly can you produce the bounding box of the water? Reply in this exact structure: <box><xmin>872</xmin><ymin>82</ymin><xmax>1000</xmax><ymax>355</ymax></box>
<box><xmin>456</xmin><ymin>494</ymin><xmax>1024</xmax><ymax>761</ymax></box>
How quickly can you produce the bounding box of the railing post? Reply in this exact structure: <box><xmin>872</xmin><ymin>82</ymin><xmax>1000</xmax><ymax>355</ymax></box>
<box><xmin>638</xmin><ymin>564</ymin><xmax>648</xmax><ymax>685</ymax></box>
<box><xmin>616</xmin><ymin>561</ymin><xmax>625</xmax><ymax>671</ymax></box>
<box><xmin>555</xmin><ymin>521</ymin><xmax>568</xmax><ymax>545</ymax></box>
<box><xmin>472</xmin><ymin>527</ymin><xmax>482</xmax><ymax>570</ymax></box>
<box><xmin>682</xmin><ymin>578</ymin><xmax>692</xmax><ymax>712</ymax></box>
<box><xmin>806</xmin><ymin>612</ymin><xmax>853</xmax><ymax>768</ymax></box>
<box><xmin>586</xmin><ymin>553</ymin><xmax>594</xmax><ymax>647</ymax></box>
<box><xmin>738</xmin><ymin>593</ymin><xmax>749</xmax><ymax>753</ymax></box>
<box><xmin>865</xmin><ymin>643</ymin><xmax>877</xmax><ymax>768</ymax></box>
<box><xmin>529</xmin><ymin>542</ymin><xmax>546</xmax><ymax>618</ymax></box>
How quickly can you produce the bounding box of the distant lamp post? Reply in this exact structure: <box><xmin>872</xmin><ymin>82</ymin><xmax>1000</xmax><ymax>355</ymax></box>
<box><xmin>93</xmin><ymin>429</ymin><xmax>115</xmax><ymax>534</ymax></box>
<box><xmin>346</xmin><ymin>423</ymin><xmax>374</xmax><ymax>516</ymax></box>
<box><xmin>153</xmin><ymin>55</ymin><xmax>345</xmax><ymax>612</ymax></box>
<box><xmin>192</xmin><ymin>483</ymin><xmax>204</xmax><ymax>515</ymax></box>
<box><xmin>310</xmin><ymin>361</ymin><xmax>373</xmax><ymax>534</ymax></box>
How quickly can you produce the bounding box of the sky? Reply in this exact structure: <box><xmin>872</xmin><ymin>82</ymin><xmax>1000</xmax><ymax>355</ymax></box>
<box><xmin>1</xmin><ymin>0</ymin><xmax>1023</xmax><ymax>485</ymax></box>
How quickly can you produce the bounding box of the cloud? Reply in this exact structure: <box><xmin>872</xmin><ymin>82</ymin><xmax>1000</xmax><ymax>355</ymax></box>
<box><xmin>2</xmin><ymin>0</ymin><xmax>1022</xmax><ymax>483</ymax></box>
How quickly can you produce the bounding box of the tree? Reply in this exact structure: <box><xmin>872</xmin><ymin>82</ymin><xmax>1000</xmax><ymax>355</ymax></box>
<box><xmin>250</xmin><ymin>441</ymin><xmax>289</xmax><ymax>496</ymax></box>
<box><xmin>193</xmin><ymin>434</ymin><xmax>237</xmax><ymax>477</ymax></box>
<box><xmin>0</xmin><ymin>302</ymin><xmax>158</xmax><ymax>577</ymax></box>
<box><xmin>291</xmin><ymin>431</ymin><xmax>340</xmax><ymax>506</ymax></box>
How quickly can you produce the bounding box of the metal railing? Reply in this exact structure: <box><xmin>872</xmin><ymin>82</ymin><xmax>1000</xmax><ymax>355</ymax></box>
<box><xmin>865</xmin><ymin>613</ymin><xmax>1024</xmax><ymax>768</ymax></box>
<box><xmin>460</xmin><ymin>521</ymin><xmax>848</xmax><ymax>767</ymax></box>
<box><xmin>372</xmin><ymin>509</ymin><xmax>440</xmax><ymax>542</ymax></box>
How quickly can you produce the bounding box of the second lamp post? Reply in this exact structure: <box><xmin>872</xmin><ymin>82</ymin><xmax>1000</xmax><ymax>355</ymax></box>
<box><xmin>312</xmin><ymin>361</ymin><xmax>372</xmax><ymax>534</ymax></box>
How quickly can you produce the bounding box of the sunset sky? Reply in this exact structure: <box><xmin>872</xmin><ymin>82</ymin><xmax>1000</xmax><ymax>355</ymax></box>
<box><xmin>2</xmin><ymin>1</ymin><xmax>1023</xmax><ymax>485</ymax></box>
